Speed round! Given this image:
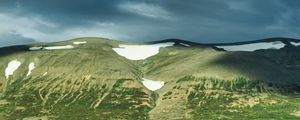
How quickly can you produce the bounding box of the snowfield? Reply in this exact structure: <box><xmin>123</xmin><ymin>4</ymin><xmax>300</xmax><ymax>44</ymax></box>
<box><xmin>26</xmin><ymin>62</ymin><xmax>35</xmax><ymax>76</ymax></box>
<box><xmin>112</xmin><ymin>42</ymin><xmax>174</xmax><ymax>60</ymax></box>
<box><xmin>142</xmin><ymin>78</ymin><xmax>165</xmax><ymax>91</ymax></box>
<box><xmin>29</xmin><ymin>45</ymin><xmax>74</xmax><ymax>51</ymax></box>
<box><xmin>73</xmin><ymin>41</ymin><xmax>87</xmax><ymax>45</ymax></box>
<box><xmin>216</xmin><ymin>41</ymin><xmax>285</xmax><ymax>51</ymax></box>
<box><xmin>5</xmin><ymin>60</ymin><xmax>22</xmax><ymax>79</ymax></box>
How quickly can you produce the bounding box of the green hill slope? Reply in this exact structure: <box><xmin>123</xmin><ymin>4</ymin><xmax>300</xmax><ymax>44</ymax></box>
<box><xmin>0</xmin><ymin>37</ymin><xmax>300</xmax><ymax>120</ymax></box>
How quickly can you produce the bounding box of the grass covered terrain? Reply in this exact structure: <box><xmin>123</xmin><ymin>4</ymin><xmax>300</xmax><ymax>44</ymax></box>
<box><xmin>151</xmin><ymin>76</ymin><xmax>300</xmax><ymax>119</ymax></box>
<box><xmin>0</xmin><ymin>37</ymin><xmax>300</xmax><ymax>119</ymax></box>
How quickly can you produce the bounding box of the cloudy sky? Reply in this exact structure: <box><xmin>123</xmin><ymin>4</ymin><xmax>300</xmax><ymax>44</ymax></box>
<box><xmin>0</xmin><ymin>0</ymin><xmax>300</xmax><ymax>46</ymax></box>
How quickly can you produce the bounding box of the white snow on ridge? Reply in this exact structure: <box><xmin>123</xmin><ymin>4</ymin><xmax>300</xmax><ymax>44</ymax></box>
<box><xmin>216</xmin><ymin>41</ymin><xmax>285</xmax><ymax>52</ymax></box>
<box><xmin>180</xmin><ymin>43</ymin><xmax>191</xmax><ymax>47</ymax></box>
<box><xmin>73</xmin><ymin>41</ymin><xmax>87</xmax><ymax>45</ymax></box>
<box><xmin>291</xmin><ymin>42</ymin><xmax>300</xmax><ymax>46</ymax></box>
<box><xmin>26</xmin><ymin>62</ymin><xmax>35</xmax><ymax>76</ymax></box>
<box><xmin>142</xmin><ymin>78</ymin><xmax>165</xmax><ymax>91</ymax></box>
<box><xmin>112</xmin><ymin>42</ymin><xmax>174</xmax><ymax>60</ymax></box>
<box><xmin>5</xmin><ymin>60</ymin><xmax>22</xmax><ymax>79</ymax></box>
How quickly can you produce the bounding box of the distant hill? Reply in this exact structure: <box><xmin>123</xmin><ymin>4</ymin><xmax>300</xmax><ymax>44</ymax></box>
<box><xmin>0</xmin><ymin>37</ymin><xmax>36</xmax><ymax>48</ymax></box>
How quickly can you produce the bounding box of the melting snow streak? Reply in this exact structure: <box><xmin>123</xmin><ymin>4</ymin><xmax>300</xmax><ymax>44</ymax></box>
<box><xmin>180</xmin><ymin>43</ymin><xmax>191</xmax><ymax>46</ymax></box>
<box><xmin>43</xmin><ymin>72</ymin><xmax>48</xmax><ymax>76</ymax></box>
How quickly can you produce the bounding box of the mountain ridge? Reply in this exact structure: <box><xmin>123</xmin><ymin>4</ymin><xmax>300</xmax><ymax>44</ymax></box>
<box><xmin>2</xmin><ymin>36</ymin><xmax>300</xmax><ymax>49</ymax></box>
<box><xmin>149</xmin><ymin>37</ymin><xmax>300</xmax><ymax>46</ymax></box>
<box><xmin>0</xmin><ymin>37</ymin><xmax>300</xmax><ymax>119</ymax></box>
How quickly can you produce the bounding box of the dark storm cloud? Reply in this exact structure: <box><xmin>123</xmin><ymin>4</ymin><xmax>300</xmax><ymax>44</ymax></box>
<box><xmin>0</xmin><ymin>0</ymin><xmax>300</xmax><ymax>44</ymax></box>
<box><xmin>0</xmin><ymin>0</ymin><xmax>123</xmax><ymax>26</ymax></box>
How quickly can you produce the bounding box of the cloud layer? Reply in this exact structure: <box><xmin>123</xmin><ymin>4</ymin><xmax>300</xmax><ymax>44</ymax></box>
<box><xmin>0</xmin><ymin>0</ymin><xmax>300</xmax><ymax>46</ymax></box>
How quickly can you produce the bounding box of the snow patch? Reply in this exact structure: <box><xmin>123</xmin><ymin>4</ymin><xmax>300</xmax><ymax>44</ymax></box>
<box><xmin>216</xmin><ymin>41</ymin><xmax>285</xmax><ymax>51</ymax></box>
<box><xmin>73</xmin><ymin>41</ymin><xmax>87</xmax><ymax>45</ymax></box>
<box><xmin>142</xmin><ymin>78</ymin><xmax>165</xmax><ymax>91</ymax></box>
<box><xmin>291</xmin><ymin>42</ymin><xmax>300</xmax><ymax>46</ymax></box>
<box><xmin>26</xmin><ymin>62</ymin><xmax>35</xmax><ymax>76</ymax></box>
<box><xmin>5</xmin><ymin>60</ymin><xmax>22</xmax><ymax>79</ymax></box>
<box><xmin>180</xmin><ymin>43</ymin><xmax>191</xmax><ymax>47</ymax></box>
<box><xmin>112</xmin><ymin>42</ymin><xmax>174</xmax><ymax>60</ymax></box>
<box><xmin>44</xmin><ymin>45</ymin><xmax>74</xmax><ymax>50</ymax></box>
<box><xmin>29</xmin><ymin>47</ymin><xmax>43</xmax><ymax>51</ymax></box>
<box><xmin>29</xmin><ymin>45</ymin><xmax>74</xmax><ymax>51</ymax></box>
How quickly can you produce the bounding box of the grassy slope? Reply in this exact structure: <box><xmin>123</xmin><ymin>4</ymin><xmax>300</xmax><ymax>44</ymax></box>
<box><xmin>0</xmin><ymin>38</ymin><xmax>300</xmax><ymax>119</ymax></box>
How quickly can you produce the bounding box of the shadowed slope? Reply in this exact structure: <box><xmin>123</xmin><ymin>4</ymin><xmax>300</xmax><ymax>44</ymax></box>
<box><xmin>143</xmin><ymin>45</ymin><xmax>300</xmax><ymax>86</ymax></box>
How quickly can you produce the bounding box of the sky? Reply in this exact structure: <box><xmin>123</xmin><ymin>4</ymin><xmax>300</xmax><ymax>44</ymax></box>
<box><xmin>0</xmin><ymin>0</ymin><xmax>300</xmax><ymax>46</ymax></box>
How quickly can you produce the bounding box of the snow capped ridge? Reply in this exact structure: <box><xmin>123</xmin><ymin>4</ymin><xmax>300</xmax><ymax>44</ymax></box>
<box><xmin>212</xmin><ymin>37</ymin><xmax>300</xmax><ymax>51</ymax></box>
<box><xmin>113</xmin><ymin>42</ymin><xmax>174</xmax><ymax>60</ymax></box>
